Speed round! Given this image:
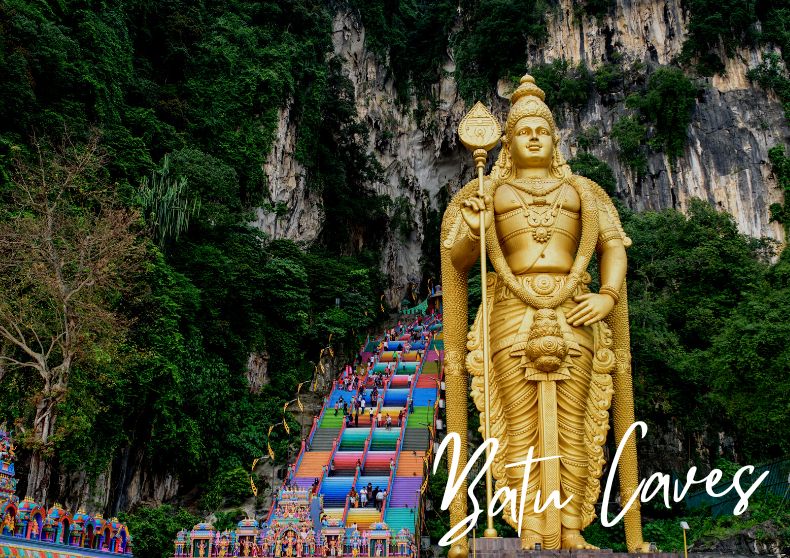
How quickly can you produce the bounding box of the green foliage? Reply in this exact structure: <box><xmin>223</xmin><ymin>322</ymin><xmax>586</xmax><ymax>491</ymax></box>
<box><xmin>0</xmin><ymin>0</ymin><xmax>392</xmax><ymax>516</ymax></box>
<box><xmin>594</xmin><ymin>60</ymin><xmax>624</xmax><ymax>94</ymax></box>
<box><xmin>167</xmin><ymin>148</ymin><xmax>243</xmax><ymax>228</ymax></box>
<box><xmin>612</xmin><ymin>115</ymin><xmax>648</xmax><ymax>175</ymax></box>
<box><xmin>138</xmin><ymin>154</ymin><xmax>201</xmax><ymax>247</ymax></box>
<box><xmin>747</xmin><ymin>52</ymin><xmax>790</xmax><ymax>121</ymax></box>
<box><xmin>621</xmin><ymin>200</ymin><xmax>790</xmax><ymax>459</ymax></box>
<box><xmin>295</xmin><ymin>58</ymin><xmax>390</xmax><ymax>252</ymax></box>
<box><xmin>679</xmin><ymin>0</ymin><xmax>758</xmax><ymax>75</ymax></box>
<box><xmin>213</xmin><ymin>509</ymin><xmax>247</xmax><ymax>532</ymax></box>
<box><xmin>576</xmin><ymin>126</ymin><xmax>601</xmax><ymax>151</ymax></box>
<box><xmin>568</xmin><ymin>152</ymin><xmax>617</xmax><ymax>195</ymax></box>
<box><xmin>199</xmin><ymin>467</ymin><xmax>256</xmax><ymax>512</ymax></box>
<box><xmin>391</xmin><ymin>196</ymin><xmax>416</xmax><ymax>240</ymax></box>
<box><xmin>767</xmin><ymin>145</ymin><xmax>790</xmax><ymax>233</ymax></box>
<box><xmin>344</xmin><ymin>0</ymin><xmax>457</xmax><ymax>100</ymax></box>
<box><xmin>530</xmin><ymin>59</ymin><xmax>593</xmax><ymax>110</ymax></box>
<box><xmin>626</xmin><ymin>67</ymin><xmax>698</xmax><ymax>158</ymax></box>
<box><xmin>120</xmin><ymin>504</ymin><xmax>200</xmax><ymax>558</ymax></box>
<box><xmin>577</xmin><ymin>0</ymin><xmax>613</xmax><ymax>21</ymax></box>
<box><xmin>454</xmin><ymin>0</ymin><xmax>551</xmax><ymax>101</ymax></box>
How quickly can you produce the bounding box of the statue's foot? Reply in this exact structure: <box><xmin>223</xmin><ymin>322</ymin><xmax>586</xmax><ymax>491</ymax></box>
<box><xmin>560</xmin><ymin>531</ymin><xmax>598</xmax><ymax>550</ymax></box>
<box><xmin>520</xmin><ymin>531</ymin><xmax>542</xmax><ymax>550</ymax></box>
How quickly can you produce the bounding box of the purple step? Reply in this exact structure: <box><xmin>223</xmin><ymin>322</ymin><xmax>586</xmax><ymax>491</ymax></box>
<box><xmin>388</xmin><ymin>478</ymin><xmax>422</xmax><ymax>507</ymax></box>
<box><xmin>293</xmin><ymin>478</ymin><xmax>314</xmax><ymax>490</ymax></box>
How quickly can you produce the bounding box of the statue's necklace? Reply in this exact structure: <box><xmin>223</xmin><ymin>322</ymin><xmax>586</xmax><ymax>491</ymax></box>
<box><xmin>509</xmin><ymin>177</ymin><xmax>563</xmax><ymax>196</ymax></box>
<box><xmin>510</xmin><ymin>179</ymin><xmax>568</xmax><ymax>243</ymax></box>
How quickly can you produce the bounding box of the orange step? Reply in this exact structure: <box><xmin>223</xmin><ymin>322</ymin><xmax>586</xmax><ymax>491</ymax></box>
<box><xmin>396</xmin><ymin>453</ymin><xmax>425</xmax><ymax>477</ymax></box>
<box><xmin>296</xmin><ymin>451</ymin><xmax>331</xmax><ymax>476</ymax></box>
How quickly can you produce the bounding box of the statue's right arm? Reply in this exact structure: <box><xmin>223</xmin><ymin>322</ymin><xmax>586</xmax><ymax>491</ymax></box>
<box><xmin>449</xmin><ymin>225</ymin><xmax>479</xmax><ymax>272</ymax></box>
<box><xmin>449</xmin><ymin>189</ymin><xmax>493</xmax><ymax>271</ymax></box>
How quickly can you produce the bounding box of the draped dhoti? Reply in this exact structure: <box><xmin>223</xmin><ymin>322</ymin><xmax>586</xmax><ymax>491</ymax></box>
<box><xmin>468</xmin><ymin>272</ymin><xmax>615</xmax><ymax>548</ymax></box>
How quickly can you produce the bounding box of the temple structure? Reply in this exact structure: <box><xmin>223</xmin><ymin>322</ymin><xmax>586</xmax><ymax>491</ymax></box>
<box><xmin>0</xmin><ymin>426</ymin><xmax>133</xmax><ymax>556</ymax></box>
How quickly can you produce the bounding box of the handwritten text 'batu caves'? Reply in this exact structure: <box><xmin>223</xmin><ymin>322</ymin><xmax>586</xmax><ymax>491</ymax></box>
<box><xmin>433</xmin><ymin>421</ymin><xmax>770</xmax><ymax>547</ymax></box>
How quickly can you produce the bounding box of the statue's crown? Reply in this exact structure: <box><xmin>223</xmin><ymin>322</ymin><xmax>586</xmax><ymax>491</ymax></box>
<box><xmin>506</xmin><ymin>74</ymin><xmax>555</xmax><ymax>137</ymax></box>
<box><xmin>510</xmin><ymin>74</ymin><xmax>546</xmax><ymax>104</ymax></box>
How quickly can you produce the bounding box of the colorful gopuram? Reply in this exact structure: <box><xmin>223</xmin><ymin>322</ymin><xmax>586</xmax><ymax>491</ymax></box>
<box><xmin>172</xmin><ymin>314</ymin><xmax>441</xmax><ymax>558</ymax></box>
<box><xmin>0</xmin><ymin>426</ymin><xmax>133</xmax><ymax>557</ymax></box>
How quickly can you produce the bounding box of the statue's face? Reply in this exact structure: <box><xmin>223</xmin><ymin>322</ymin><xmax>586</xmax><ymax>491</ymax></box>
<box><xmin>510</xmin><ymin>116</ymin><xmax>554</xmax><ymax>169</ymax></box>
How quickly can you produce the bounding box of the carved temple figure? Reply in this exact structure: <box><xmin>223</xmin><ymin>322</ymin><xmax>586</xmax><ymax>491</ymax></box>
<box><xmin>441</xmin><ymin>75</ymin><xmax>650</xmax><ymax>554</ymax></box>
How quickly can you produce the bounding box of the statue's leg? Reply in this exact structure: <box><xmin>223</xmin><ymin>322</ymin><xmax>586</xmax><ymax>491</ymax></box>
<box><xmin>490</xmin><ymin>298</ymin><xmax>542</xmax><ymax>547</ymax></box>
<box><xmin>556</xmin><ymin>321</ymin><xmax>597</xmax><ymax>550</ymax></box>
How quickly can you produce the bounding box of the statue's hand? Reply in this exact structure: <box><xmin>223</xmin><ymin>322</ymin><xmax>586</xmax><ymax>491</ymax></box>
<box><xmin>567</xmin><ymin>293</ymin><xmax>615</xmax><ymax>326</ymax></box>
<box><xmin>460</xmin><ymin>194</ymin><xmax>494</xmax><ymax>237</ymax></box>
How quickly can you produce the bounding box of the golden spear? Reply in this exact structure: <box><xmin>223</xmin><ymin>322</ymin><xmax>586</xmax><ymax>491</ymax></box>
<box><xmin>458</xmin><ymin>102</ymin><xmax>501</xmax><ymax>539</ymax></box>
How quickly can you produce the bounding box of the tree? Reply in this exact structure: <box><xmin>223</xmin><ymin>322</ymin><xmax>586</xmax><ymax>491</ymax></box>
<box><xmin>0</xmin><ymin>135</ymin><xmax>142</xmax><ymax>501</ymax></box>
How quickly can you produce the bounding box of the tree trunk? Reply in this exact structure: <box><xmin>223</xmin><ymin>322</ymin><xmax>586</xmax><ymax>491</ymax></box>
<box><xmin>25</xmin><ymin>396</ymin><xmax>57</xmax><ymax>503</ymax></box>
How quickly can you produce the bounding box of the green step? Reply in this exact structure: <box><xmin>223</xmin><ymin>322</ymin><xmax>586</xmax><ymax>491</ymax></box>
<box><xmin>406</xmin><ymin>408</ymin><xmax>433</xmax><ymax>428</ymax></box>
<box><xmin>320</xmin><ymin>414</ymin><xmax>345</xmax><ymax>428</ymax></box>
<box><xmin>384</xmin><ymin>508</ymin><xmax>416</xmax><ymax>532</ymax></box>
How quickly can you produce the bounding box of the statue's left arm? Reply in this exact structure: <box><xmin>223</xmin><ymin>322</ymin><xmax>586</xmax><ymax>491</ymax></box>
<box><xmin>567</xmin><ymin>201</ymin><xmax>627</xmax><ymax>326</ymax></box>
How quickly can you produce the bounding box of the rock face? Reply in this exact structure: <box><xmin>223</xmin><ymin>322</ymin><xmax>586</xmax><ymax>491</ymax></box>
<box><xmin>253</xmin><ymin>102</ymin><xmax>324</xmax><ymax>243</ymax></box>
<box><xmin>536</xmin><ymin>0</ymin><xmax>787</xmax><ymax>242</ymax></box>
<box><xmin>256</xmin><ymin>0</ymin><xmax>787</xmax><ymax>305</ymax></box>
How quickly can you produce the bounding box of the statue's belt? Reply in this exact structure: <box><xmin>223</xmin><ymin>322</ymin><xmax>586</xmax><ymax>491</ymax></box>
<box><xmin>494</xmin><ymin>271</ymin><xmax>591</xmax><ymax>303</ymax></box>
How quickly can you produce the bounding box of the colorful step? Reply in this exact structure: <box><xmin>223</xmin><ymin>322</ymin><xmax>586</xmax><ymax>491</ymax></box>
<box><xmin>369</xmin><ymin>430</ymin><xmax>399</xmax><ymax>451</ymax></box>
<box><xmin>296</xmin><ymin>451</ymin><xmax>331</xmax><ymax>476</ymax></box>
<box><xmin>339</xmin><ymin>428</ymin><xmax>368</xmax><ymax>451</ymax></box>
<box><xmin>346</xmin><ymin>507</ymin><xmax>382</xmax><ymax>530</ymax></box>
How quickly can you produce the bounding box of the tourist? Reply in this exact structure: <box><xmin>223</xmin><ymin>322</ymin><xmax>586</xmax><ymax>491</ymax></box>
<box><xmin>397</xmin><ymin>409</ymin><xmax>403</xmax><ymax>426</ymax></box>
<box><xmin>342</xmin><ymin>400</ymin><xmax>348</xmax><ymax>416</ymax></box>
<box><xmin>334</xmin><ymin>400</ymin><xmax>340</xmax><ymax>416</ymax></box>
<box><xmin>385</xmin><ymin>414</ymin><xmax>392</xmax><ymax>430</ymax></box>
<box><xmin>407</xmin><ymin>373</ymin><xmax>413</xmax><ymax>388</ymax></box>
<box><xmin>360</xmin><ymin>398</ymin><xmax>366</xmax><ymax>413</ymax></box>
<box><xmin>408</xmin><ymin>396</ymin><xmax>414</xmax><ymax>414</ymax></box>
<box><xmin>389</xmin><ymin>458</ymin><xmax>395</xmax><ymax>474</ymax></box>
<box><xmin>360</xmin><ymin>487</ymin><xmax>368</xmax><ymax>508</ymax></box>
<box><xmin>376</xmin><ymin>489</ymin><xmax>385</xmax><ymax>511</ymax></box>
<box><xmin>371</xmin><ymin>486</ymin><xmax>379</xmax><ymax>508</ymax></box>
<box><xmin>369</xmin><ymin>409</ymin><xmax>374</xmax><ymax>424</ymax></box>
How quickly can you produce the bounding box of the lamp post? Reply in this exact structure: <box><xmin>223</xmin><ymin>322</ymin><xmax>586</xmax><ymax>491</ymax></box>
<box><xmin>680</xmin><ymin>521</ymin><xmax>690</xmax><ymax>558</ymax></box>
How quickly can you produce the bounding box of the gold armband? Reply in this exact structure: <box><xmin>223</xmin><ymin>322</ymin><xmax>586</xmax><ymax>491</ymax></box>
<box><xmin>599</xmin><ymin>284</ymin><xmax>620</xmax><ymax>303</ymax></box>
<box><xmin>466</xmin><ymin>228</ymin><xmax>480</xmax><ymax>241</ymax></box>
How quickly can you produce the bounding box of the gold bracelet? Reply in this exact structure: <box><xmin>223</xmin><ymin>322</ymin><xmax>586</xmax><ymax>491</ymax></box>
<box><xmin>599</xmin><ymin>285</ymin><xmax>620</xmax><ymax>303</ymax></box>
<box><xmin>467</xmin><ymin>228</ymin><xmax>480</xmax><ymax>241</ymax></box>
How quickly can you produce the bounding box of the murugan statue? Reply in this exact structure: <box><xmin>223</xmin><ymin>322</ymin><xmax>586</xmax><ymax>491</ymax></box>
<box><xmin>441</xmin><ymin>75</ymin><xmax>650</xmax><ymax>554</ymax></box>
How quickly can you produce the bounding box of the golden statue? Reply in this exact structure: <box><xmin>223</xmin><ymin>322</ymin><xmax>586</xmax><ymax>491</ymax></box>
<box><xmin>441</xmin><ymin>75</ymin><xmax>650</xmax><ymax>554</ymax></box>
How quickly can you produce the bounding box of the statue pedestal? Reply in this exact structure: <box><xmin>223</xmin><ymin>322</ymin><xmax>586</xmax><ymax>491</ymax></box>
<box><xmin>470</xmin><ymin>538</ymin><xmax>680</xmax><ymax>558</ymax></box>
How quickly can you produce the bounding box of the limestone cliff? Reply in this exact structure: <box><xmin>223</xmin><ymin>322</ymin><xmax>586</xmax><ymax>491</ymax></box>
<box><xmin>256</xmin><ymin>0</ymin><xmax>787</xmax><ymax>306</ymax></box>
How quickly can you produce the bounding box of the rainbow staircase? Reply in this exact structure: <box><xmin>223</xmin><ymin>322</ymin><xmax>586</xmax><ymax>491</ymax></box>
<box><xmin>281</xmin><ymin>316</ymin><xmax>442</xmax><ymax>540</ymax></box>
